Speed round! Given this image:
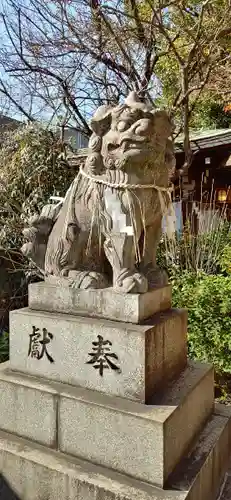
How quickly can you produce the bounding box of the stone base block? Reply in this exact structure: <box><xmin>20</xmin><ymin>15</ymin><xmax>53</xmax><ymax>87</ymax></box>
<box><xmin>168</xmin><ymin>404</ymin><xmax>231</xmax><ymax>500</ymax></box>
<box><xmin>9</xmin><ymin>307</ymin><xmax>187</xmax><ymax>403</ymax></box>
<box><xmin>0</xmin><ymin>429</ymin><xmax>185</xmax><ymax>500</ymax></box>
<box><xmin>0</xmin><ymin>405</ymin><xmax>230</xmax><ymax>500</ymax></box>
<box><xmin>29</xmin><ymin>280</ymin><xmax>172</xmax><ymax>323</ymax></box>
<box><xmin>59</xmin><ymin>360</ymin><xmax>214</xmax><ymax>487</ymax></box>
<box><xmin>0</xmin><ymin>361</ymin><xmax>214</xmax><ymax>487</ymax></box>
<box><xmin>0</xmin><ymin>364</ymin><xmax>57</xmax><ymax>448</ymax></box>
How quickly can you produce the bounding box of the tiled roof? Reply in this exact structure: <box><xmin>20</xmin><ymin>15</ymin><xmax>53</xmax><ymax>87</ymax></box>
<box><xmin>0</xmin><ymin>115</ymin><xmax>21</xmax><ymax>141</ymax></box>
<box><xmin>68</xmin><ymin>128</ymin><xmax>231</xmax><ymax>161</ymax></box>
<box><xmin>175</xmin><ymin>128</ymin><xmax>231</xmax><ymax>153</ymax></box>
<box><xmin>67</xmin><ymin>149</ymin><xmax>88</xmax><ymax>166</ymax></box>
<box><xmin>67</xmin><ymin>149</ymin><xmax>88</xmax><ymax>165</ymax></box>
<box><xmin>0</xmin><ymin>115</ymin><xmax>21</xmax><ymax>128</ymax></box>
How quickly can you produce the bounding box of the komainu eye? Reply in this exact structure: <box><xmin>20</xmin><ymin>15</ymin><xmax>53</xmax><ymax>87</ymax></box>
<box><xmin>134</xmin><ymin>118</ymin><xmax>152</xmax><ymax>135</ymax></box>
<box><xmin>117</xmin><ymin>121</ymin><xmax>128</xmax><ymax>132</ymax></box>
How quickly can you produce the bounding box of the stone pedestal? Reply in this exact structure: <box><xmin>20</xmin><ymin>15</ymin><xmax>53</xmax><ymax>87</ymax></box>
<box><xmin>0</xmin><ymin>281</ymin><xmax>231</xmax><ymax>499</ymax></box>
<box><xmin>29</xmin><ymin>280</ymin><xmax>172</xmax><ymax>323</ymax></box>
<box><xmin>9</xmin><ymin>305</ymin><xmax>187</xmax><ymax>402</ymax></box>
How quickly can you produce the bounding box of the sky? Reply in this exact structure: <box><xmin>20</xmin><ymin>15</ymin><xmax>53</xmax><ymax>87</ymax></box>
<box><xmin>0</xmin><ymin>0</ymin><xmax>162</xmax><ymax>127</ymax></box>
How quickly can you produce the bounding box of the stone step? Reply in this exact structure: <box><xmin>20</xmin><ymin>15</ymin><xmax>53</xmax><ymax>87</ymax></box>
<box><xmin>168</xmin><ymin>404</ymin><xmax>231</xmax><ymax>500</ymax></box>
<box><xmin>58</xmin><ymin>360</ymin><xmax>214</xmax><ymax>487</ymax></box>
<box><xmin>9</xmin><ymin>307</ymin><xmax>187</xmax><ymax>403</ymax></box>
<box><xmin>0</xmin><ymin>406</ymin><xmax>230</xmax><ymax>500</ymax></box>
<box><xmin>0</xmin><ymin>363</ymin><xmax>57</xmax><ymax>448</ymax></box>
<box><xmin>0</xmin><ymin>429</ymin><xmax>186</xmax><ymax>500</ymax></box>
<box><xmin>0</xmin><ymin>360</ymin><xmax>214</xmax><ymax>488</ymax></box>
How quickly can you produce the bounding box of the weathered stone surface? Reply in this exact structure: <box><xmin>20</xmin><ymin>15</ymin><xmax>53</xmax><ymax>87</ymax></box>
<box><xmin>29</xmin><ymin>281</ymin><xmax>172</xmax><ymax>324</ymax></box>
<box><xmin>59</xmin><ymin>361</ymin><xmax>213</xmax><ymax>487</ymax></box>
<box><xmin>213</xmin><ymin>405</ymin><xmax>231</xmax><ymax>500</ymax></box>
<box><xmin>0</xmin><ymin>360</ymin><xmax>214</xmax><ymax>488</ymax></box>
<box><xmin>144</xmin><ymin>308</ymin><xmax>187</xmax><ymax>395</ymax></box>
<box><xmin>0</xmin><ymin>404</ymin><xmax>230</xmax><ymax>500</ymax></box>
<box><xmin>0</xmin><ymin>429</ymin><xmax>186</xmax><ymax>500</ymax></box>
<box><xmin>0</xmin><ymin>363</ymin><xmax>56</xmax><ymax>447</ymax></box>
<box><xmin>169</xmin><ymin>404</ymin><xmax>231</xmax><ymax>500</ymax></box>
<box><xmin>21</xmin><ymin>91</ymin><xmax>176</xmax><ymax>294</ymax></box>
<box><xmin>10</xmin><ymin>307</ymin><xmax>186</xmax><ymax>402</ymax></box>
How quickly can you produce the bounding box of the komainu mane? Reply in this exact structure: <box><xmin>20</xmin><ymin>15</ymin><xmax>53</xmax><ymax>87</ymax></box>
<box><xmin>22</xmin><ymin>91</ymin><xmax>176</xmax><ymax>293</ymax></box>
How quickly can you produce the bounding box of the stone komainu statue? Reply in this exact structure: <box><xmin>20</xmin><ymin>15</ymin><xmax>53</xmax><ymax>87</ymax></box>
<box><xmin>21</xmin><ymin>91</ymin><xmax>176</xmax><ymax>293</ymax></box>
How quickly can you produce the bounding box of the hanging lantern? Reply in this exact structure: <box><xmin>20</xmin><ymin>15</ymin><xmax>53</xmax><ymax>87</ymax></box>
<box><xmin>224</xmin><ymin>104</ymin><xmax>231</xmax><ymax>113</ymax></box>
<box><xmin>217</xmin><ymin>189</ymin><xmax>227</xmax><ymax>202</ymax></box>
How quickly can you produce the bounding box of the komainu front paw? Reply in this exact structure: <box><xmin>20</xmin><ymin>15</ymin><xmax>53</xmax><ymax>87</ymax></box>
<box><xmin>114</xmin><ymin>269</ymin><xmax>148</xmax><ymax>293</ymax></box>
<box><xmin>68</xmin><ymin>270</ymin><xmax>109</xmax><ymax>290</ymax></box>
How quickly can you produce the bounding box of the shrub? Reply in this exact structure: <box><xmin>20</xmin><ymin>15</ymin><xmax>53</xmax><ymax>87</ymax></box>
<box><xmin>157</xmin><ymin>220</ymin><xmax>231</xmax><ymax>276</ymax></box>
<box><xmin>171</xmin><ymin>271</ymin><xmax>231</xmax><ymax>374</ymax></box>
<box><xmin>219</xmin><ymin>235</ymin><xmax>231</xmax><ymax>275</ymax></box>
<box><xmin>0</xmin><ymin>331</ymin><xmax>9</xmax><ymax>363</ymax></box>
<box><xmin>0</xmin><ymin>123</ymin><xmax>77</xmax><ymax>332</ymax></box>
<box><xmin>0</xmin><ymin>123</ymin><xmax>76</xmax><ymax>251</ymax></box>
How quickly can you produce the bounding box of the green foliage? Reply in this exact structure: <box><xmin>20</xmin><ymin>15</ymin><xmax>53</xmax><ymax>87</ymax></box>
<box><xmin>0</xmin><ymin>123</ymin><xmax>77</xmax><ymax>334</ymax></box>
<box><xmin>155</xmin><ymin>56</ymin><xmax>180</xmax><ymax>108</ymax></box>
<box><xmin>0</xmin><ymin>331</ymin><xmax>9</xmax><ymax>363</ymax></box>
<box><xmin>158</xmin><ymin>209</ymin><xmax>231</xmax><ymax>381</ymax></box>
<box><xmin>219</xmin><ymin>237</ymin><xmax>231</xmax><ymax>275</ymax></box>
<box><xmin>171</xmin><ymin>271</ymin><xmax>231</xmax><ymax>374</ymax></box>
<box><xmin>191</xmin><ymin>97</ymin><xmax>231</xmax><ymax>130</ymax></box>
<box><xmin>0</xmin><ymin>123</ymin><xmax>76</xmax><ymax>250</ymax></box>
<box><xmin>144</xmin><ymin>0</ymin><xmax>231</xmax><ymax>128</ymax></box>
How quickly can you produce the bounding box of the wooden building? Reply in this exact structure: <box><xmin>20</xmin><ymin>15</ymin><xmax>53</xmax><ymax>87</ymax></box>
<box><xmin>175</xmin><ymin>129</ymin><xmax>231</xmax><ymax>209</ymax></box>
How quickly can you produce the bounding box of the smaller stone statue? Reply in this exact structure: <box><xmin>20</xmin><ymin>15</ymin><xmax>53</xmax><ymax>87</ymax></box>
<box><xmin>22</xmin><ymin>91</ymin><xmax>176</xmax><ymax>293</ymax></box>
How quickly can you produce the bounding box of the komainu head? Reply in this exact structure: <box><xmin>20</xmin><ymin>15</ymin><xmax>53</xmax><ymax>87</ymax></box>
<box><xmin>85</xmin><ymin>91</ymin><xmax>175</xmax><ymax>179</ymax></box>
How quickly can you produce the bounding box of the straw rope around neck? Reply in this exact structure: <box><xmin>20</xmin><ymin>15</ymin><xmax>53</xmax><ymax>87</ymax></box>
<box><xmin>77</xmin><ymin>165</ymin><xmax>176</xmax><ymax>248</ymax></box>
<box><xmin>79</xmin><ymin>165</ymin><xmax>174</xmax><ymax>193</ymax></box>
